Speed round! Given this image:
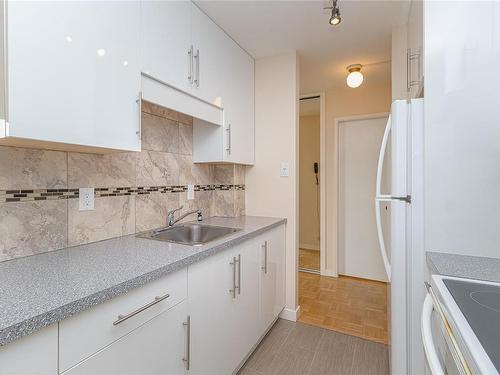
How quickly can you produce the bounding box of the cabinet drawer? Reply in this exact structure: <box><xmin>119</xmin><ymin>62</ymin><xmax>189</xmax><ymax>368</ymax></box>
<box><xmin>59</xmin><ymin>269</ymin><xmax>187</xmax><ymax>372</ymax></box>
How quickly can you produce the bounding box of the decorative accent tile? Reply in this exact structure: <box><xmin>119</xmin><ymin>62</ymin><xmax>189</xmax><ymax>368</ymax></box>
<box><xmin>0</xmin><ymin>200</ymin><xmax>67</xmax><ymax>262</ymax></box>
<box><xmin>0</xmin><ymin>146</ymin><xmax>67</xmax><ymax>190</ymax></box>
<box><xmin>0</xmin><ymin>184</ymin><xmax>243</xmax><ymax>203</ymax></box>
<box><xmin>68</xmin><ymin>196</ymin><xmax>136</xmax><ymax>247</ymax></box>
<box><xmin>141</xmin><ymin>113</ymin><xmax>179</xmax><ymax>153</ymax></box>
<box><xmin>68</xmin><ymin>152</ymin><xmax>136</xmax><ymax>189</ymax></box>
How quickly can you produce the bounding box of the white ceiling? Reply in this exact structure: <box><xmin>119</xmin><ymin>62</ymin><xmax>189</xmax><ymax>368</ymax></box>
<box><xmin>195</xmin><ymin>0</ymin><xmax>410</xmax><ymax>94</ymax></box>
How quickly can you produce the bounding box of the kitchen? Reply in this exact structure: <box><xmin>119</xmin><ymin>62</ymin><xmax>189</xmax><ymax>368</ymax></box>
<box><xmin>1</xmin><ymin>1</ymin><xmax>500</xmax><ymax>375</ymax></box>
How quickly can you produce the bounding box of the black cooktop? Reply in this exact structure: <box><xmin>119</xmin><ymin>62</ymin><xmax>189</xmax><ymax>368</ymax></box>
<box><xmin>444</xmin><ymin>278</ymin><xmax>500</xmax><ymax>372</ymax></box>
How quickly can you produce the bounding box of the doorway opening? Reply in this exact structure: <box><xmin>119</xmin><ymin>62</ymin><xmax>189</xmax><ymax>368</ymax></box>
<box><xmin>298</xmin><ymin>94</ymin><xmax>324</xmax><ymax>275</ymax></box>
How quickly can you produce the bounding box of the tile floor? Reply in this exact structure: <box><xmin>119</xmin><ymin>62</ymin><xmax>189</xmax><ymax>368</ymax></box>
<box><xmin>299</xmin><ymin>272</ymin><xmax>388</xmax><ymax>344</ymax></box>
<box><xmin>238</xmin><ymin>319</ymin><xmax>389</xmax><ymax>375</ymax></box>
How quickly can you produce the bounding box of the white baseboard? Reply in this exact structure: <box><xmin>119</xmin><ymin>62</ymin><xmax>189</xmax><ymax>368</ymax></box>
<box><xmin>279</xmin><ymin>305</ymin><xmax>301</xmax><ymax>322</ymax></box>
<box><xmin>299</xmin><ymin>243</ymin><xmax>320</xmax><ymax>251</ymax></box>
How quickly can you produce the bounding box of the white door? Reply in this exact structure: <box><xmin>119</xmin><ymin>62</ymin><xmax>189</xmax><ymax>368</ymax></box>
<box><xmin>338</xmin><ymin>116</ymin><xmax>389</xmax><ymax>282</ymax></box>
<box><xmin>7</xmin><ymin>1</ymin><xmax>141</xmax><ymax>151</ymax></box>
<box><xmin>63</xmin><ymin>301</ymin><xmax>188</xmax><ymax>375</ymax></box>
<box><xmin>141</xmin><ymin>0</ymin><xmax>192</xmax><ymax>93</ymax></box>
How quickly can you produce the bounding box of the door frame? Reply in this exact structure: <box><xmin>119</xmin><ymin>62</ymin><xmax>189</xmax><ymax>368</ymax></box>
<box><xmin>299</xmin><ymin>92</ymin><xmax>326</xmax><ymax>275</ymax></box>
<box><xmin>334</xmin><ymin>112</ymin><xmax>389</xmax><ymax>277</ymax></box>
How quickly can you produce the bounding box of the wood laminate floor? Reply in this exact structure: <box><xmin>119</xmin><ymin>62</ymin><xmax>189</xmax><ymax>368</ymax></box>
<box><xmin>299</xmin><ymin>272</ymin><xmax>388</xmax><ymax>344</ymax></box>
<box><xmin>299</xmin><ymin>248</ymin><xmax>320</xmax><ymax>271</ymax></box>
<box><xmin>238</xmin><ymin>319</ymin><xmax>389</xmax><ymax>375</ymax></box>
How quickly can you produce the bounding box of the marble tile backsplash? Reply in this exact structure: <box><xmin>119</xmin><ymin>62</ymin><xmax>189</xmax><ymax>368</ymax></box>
<box><xmin>0</xmin><ymin>101</ymin><xmax>245</xmax><ymax>262</ymax></box>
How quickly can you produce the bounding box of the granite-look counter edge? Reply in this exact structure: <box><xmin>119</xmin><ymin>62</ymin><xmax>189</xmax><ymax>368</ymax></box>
<box><xmin>0</xmin><ymin>216</ymin><xmax>286</xmax><ymax>346</ymax></box>
<box><xmin>427</xmin><ymin>251</ymin><xmax>500</xmax><ymax>284</ymax></box>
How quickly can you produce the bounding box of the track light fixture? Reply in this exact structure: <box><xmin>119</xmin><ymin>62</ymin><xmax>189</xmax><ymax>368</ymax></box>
<box><xmin>324</xmin><ymin>0</ymin><xmax>341</xmax><ymax>26</ymax></box>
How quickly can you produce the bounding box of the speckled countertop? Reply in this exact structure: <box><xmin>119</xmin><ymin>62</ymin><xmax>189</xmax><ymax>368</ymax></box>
<box><xmin>427</xmin><ymin>251</ymin><xmax>500</xmax><ymax>283</ymax></box>
<box><xmin>0</xmin><ymin>216</ymin><xmax>286</xmax><ymax>346</ymax></box>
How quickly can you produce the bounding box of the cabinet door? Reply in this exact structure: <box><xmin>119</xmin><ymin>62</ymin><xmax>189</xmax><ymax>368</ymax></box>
<box><xmin>407</xmin><ymin>0</ymin><xmax>423</xmax><ymax>98</ymax></box>
<box><xmin>222</xmin><ymin>43</ymin><xmax>255</xmax><ymax>164</ymax></box>
<box><xmin>7</xmin><ymin>1</ymin><xmax>141</xmax><ymax>151</ymax></box>
<box><xmin>260</xmin><ymin>225</ymin><xmax>286</xmax><ymax>330</ymax></box>
<box><xmin>187</xmin><ymin>246</ymin><xmax>241</xmax><ymax>375</ymax></box>
<box><xmin>63</xmin><ymin>301</ymin><xmax>188</xmax><ymax>375</ymax></box>
<box><xmin>190</xmin><ymin>3</ymin><xmax>227</xmax><ymax>106</ymax></box>
<box><xmin>188</xmin><ymin>243</ymin><xmax>262</xmax><ymax>375</ymax></box>
<box><xmin>141</xmin><ymin>0</ymin><xmax>192</xmax><ymax>93</ymax></box>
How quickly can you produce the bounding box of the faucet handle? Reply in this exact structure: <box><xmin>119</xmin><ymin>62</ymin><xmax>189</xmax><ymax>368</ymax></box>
<box><xmin>167</xmin><ymin>205</ymin><xmax>183</xmax><ymax>217</ymax></box>
<box><xmin>167</xmin><ymin>205</ymin><xmax>183</xmax><ymax>226</ymax></box>
<box><xmin>197</xmin><ymin>210</ymin><xmax>203</xmax><ymax>222</ymax></box>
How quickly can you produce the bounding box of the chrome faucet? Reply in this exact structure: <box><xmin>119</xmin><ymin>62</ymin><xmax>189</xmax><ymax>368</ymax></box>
<box><xmin>167</xmin><ymin>205</ymin><xmax>203</xmax><ymax>227</ymax></box>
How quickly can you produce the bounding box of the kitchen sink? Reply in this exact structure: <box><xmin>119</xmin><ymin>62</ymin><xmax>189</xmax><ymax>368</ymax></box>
<box><xmin>137</xmin><ymin>223</ymin><xmax>241</xmax><ymax>246</ymax></box>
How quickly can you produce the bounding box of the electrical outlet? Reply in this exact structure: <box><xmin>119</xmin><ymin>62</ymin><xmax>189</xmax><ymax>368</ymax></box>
<box><xmin>187</xmin><ymin>184</ymin><xmax>194</xmax><ymax>200</ymax></box>
<box><xmin>79</xmin><ymin>188</ymin><xmax>95</xmax><ymax>211</ymax></box>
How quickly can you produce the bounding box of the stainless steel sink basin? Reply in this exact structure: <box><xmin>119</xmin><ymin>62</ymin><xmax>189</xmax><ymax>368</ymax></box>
<box><xmin>137</xmin><ymin>223</ymin><xmax>241</xmax><ymax>246</ymax></box>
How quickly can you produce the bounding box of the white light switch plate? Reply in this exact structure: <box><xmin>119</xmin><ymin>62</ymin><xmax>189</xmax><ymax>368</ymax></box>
<box><xmin>187</xmin><ymin>184</ymin><xmax>194</xmax><ymax>200</ymax></box>
<box><xmin>280</xmin><ymin>162</ymin><xmax>290</xmax><ymax>177</ymax></box>
<box><xmin>79</xmin><ymin>188</ymin><xmax>95</xmax><ymax>211</ymax></box>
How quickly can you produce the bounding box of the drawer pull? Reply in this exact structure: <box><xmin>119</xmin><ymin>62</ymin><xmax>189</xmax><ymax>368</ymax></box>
<box><xmin>113</xmin><ymin>293</ymin><xmax>170</xmax><ymax>326</ymax></box>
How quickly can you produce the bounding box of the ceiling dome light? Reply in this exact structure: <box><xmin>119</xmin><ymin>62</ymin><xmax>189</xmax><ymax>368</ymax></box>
<box><xmin>346</xmin><ymin>64</ymin><xmax>363</xmax><ymax>88</ymax></box>
<box><xmin>329</xmin><ymin>8</ymin><xmax>341</xmax><ymax>26</ymax></box>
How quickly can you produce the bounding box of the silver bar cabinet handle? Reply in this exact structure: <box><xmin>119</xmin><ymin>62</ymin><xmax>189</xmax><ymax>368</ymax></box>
<box><xmin>261</xmin><ymin>241</ymin><xmax>268</xmax><ymax>274</ymax></box>
<box><xmin>229</xmin><ymin>256</ymin><xmax>237</xmax><ymax>299</ymax></box>
<box><xmin>183</xmin><ymin>315</ymin><xmax>191</xmax><ymax>371</ymax></box>
<box><xmin>237</xmin><ymin>254</ymin><xmax>241</xmax><ymax>295</ymax></box>
<box><xmin>113</xmin><ymin>293</ymin><xmax>170</xmax><ymax>326</ymax></box>
<box><xmin>188</xmin><ymin>45</ymin><xmax>193</xmax><ymax>84</ymax></box>
<box><xmin>136</xmin><ymin>91</ymin><xmax>142</xmax><ymax>140</ymax></box>
<box><xmin>226</xmin><ymin>124</ymin><xmax>232</xmax><ymax>155</ymax></box>
<box><xmin>194</xmin><ymin>48</ymin><xmax>200</xmax><ymax>87</ymax></box>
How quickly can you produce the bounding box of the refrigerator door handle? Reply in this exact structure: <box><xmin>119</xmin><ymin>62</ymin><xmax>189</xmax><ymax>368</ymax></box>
<box><xmin>375</xmin><ymin>115</ymin><xmax>392</xmax><ymax>281</ymax></box>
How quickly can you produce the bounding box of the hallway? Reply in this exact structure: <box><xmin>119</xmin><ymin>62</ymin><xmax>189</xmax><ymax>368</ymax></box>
<box><xmin>298</xmin><ymin>272</ymin><xmax>388</xmax><ymax>344</ymax></box>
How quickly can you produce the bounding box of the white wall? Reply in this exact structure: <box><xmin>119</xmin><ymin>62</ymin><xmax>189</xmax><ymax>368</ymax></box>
<box><xmin>299</xmin><ymin>115</ymin><xmax>320</xmax><ymax>251</ymax></box>
<box><xmin>324</xmin><ymin>83</ymin><xmax>392</xmax><ymax>276</ymax></box>
<box><xmin>424</xmin><ymin>2</ymin><xmax>500</xmax><ymax>258</ymax></box>
<box><xmin>245</xmin><ymin>52</ymin><xmax>300</xmax><ymax>319</ymax></box>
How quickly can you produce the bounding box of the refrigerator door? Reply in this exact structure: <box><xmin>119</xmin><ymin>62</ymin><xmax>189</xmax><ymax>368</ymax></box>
<box><xmin>375</xmin><ymin>115</ymin><xmax>392</xmax><ymax>281</ymax></box>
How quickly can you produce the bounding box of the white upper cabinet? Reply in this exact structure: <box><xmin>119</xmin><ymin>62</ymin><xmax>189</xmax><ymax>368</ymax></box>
<box><xmin>190</xmin><ymin>3</ymin><xmax>227</xmax><ymax>107</ymax></box>
<box><xmin>2</xmin><ymin>1</ymin><xmax>142</xmax><ymax>152</ymax></box>
<box><xmin>141</xmin><ymin>0</ymin><xmax>192</xmax><ymax>93</ymax></box>
<box><xmin>221</xmin><ymin>40</ymin><xmax>255</xmax><ymax>164</ymax></box>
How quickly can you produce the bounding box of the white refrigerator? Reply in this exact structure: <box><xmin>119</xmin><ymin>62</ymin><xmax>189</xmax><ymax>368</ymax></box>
<box><xmin>375</xmin><ymin>99</ymin><xmax>425</xmax><ymax>375</ymax></box>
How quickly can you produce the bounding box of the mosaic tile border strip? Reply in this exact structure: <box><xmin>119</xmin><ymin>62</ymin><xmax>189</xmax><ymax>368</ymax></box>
<box><xmin>0</xmin><ymin>184</ymin><xmax>245</xmax><ymax>203</ymax></box>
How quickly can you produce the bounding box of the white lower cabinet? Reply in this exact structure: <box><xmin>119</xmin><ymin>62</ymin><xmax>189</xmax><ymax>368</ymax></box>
<box><xmin>62</xmin><ymin>300</ymin><xmax>189</xmax><ymax>375</ymax></box>
<box><xmin>188</xmin><ymin>224</ymin><xmax>286</xmax><ymax>375</ymax></box>
<box><xmin>0</xmin><ymin>324</ymin><xmax>58</xmax><ymax>375</ymax></box>
<box><xmin>259</xmin><ymin>225</ymin><xmax>286</xmax><ymax>331</ymax></box>
<box><xmin>1</xmin><ymin>225</ymin><xmax>285</xmax><ymax>375</ymax></box>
